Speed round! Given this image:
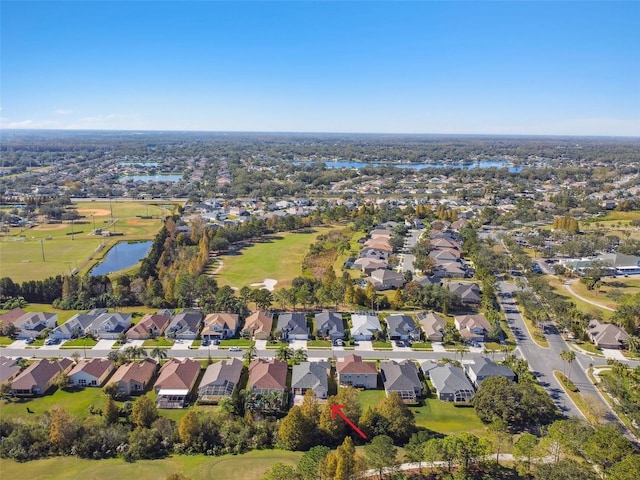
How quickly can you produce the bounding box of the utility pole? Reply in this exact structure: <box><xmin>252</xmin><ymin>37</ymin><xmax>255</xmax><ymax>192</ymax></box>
<box><xmin>40</xmin><ymin>239</ymin><xmax>45</xmax><ymax>261</ymax></box>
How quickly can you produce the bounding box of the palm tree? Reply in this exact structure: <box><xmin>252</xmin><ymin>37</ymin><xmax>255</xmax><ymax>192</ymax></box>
<box><xmin>123</xmin><ymin>345</ymin><xmax>147</xmax><ymax>361</ymax></box>
<box><xmin>150</xmin><ymin>346</ymin><xmax>167</xmax><ymax>362</ymax></box>
<box><xmin>275</xmin><ymin>345</ymin><xmax>293</xmax><ymax>362</ymax></box>
<box><xmin>626</xmin><ymin>336</ymin><xmax>640</xmax><ymax>354</ymax></box>
<box><xmin>560</xmin><ymin>349</ymin><xmax>576</xmax><ymax>380</ymax></box>
<box><xmin>243</xmin><ymin>345</ymin><xmax>257</xmax><ymax>364</ymax></box>
<box><xmin>292</xmin><ymin>348</ymin><xmax>307</xmax><ymax>365</ymax></box>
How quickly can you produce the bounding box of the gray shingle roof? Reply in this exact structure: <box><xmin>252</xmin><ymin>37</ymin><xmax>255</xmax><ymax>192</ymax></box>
<box><xmin>429</xmin><ymin>364</ymin><xmax>475</xmax><ymax>396</ymax></box>
<box><xmin>291</xmin><ymin>361</ymin><xmax>329</xmax><ymax>391</ymax></box>
<box><xmin>380</xmin><ymin>360</ymin><xmax>421</xmax><ymax>392</ymax></box>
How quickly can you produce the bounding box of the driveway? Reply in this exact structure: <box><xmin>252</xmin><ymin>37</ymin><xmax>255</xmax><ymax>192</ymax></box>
<box><xmin>431</xmin><ymin>343</ymin><xmax>447</xmax><ymax>353</ymax></box>
<box><xmin>95</xmin><ymin>339</ymin><xmax>118</xmax><ymax>350</ymax></box>
<box><xmin>170</xmin><ymin>339</ymin><xmax>194</xmax><ymax>350</ymax></box>
<box><xmin>354</xmin><ymin>341</ymin><xmax>373</xmax><ymax>351</ymax></box>
<box><xmin>391</xmin><ymin>342</ymin><xmax>412</xmax><ymax>352</ymax></box>
<box><xmin>290</xmin><ymin>340</ymin><xmax>308</xmax><ymax>350</ymax></box>
<box><xmin>126</xmin><ymin>340</ymin><xmax>145</xmax><ymax>347</ymax></box>
<box><xmin>602</xmin><ymin>348</ymin><xmax>627</xmax><ymax>361</ymax></box>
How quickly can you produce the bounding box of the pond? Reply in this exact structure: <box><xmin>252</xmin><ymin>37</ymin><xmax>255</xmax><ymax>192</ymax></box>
<box><xmin>296</xmin><ymin>159</ymin><xmax>522</xmax><ymax>172</ymax></box>
<box><xmin>119</xmin><ymin>174</ymin><xmax>183</xmax><ymax>183</ymax></box>
<box><xmin>90</xmin><ymin>241</ymin><xmax>152</xmax><ymax>276</ymax></box>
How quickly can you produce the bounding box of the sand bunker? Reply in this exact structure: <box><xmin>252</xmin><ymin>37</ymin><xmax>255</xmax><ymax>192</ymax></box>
<box><xmin>34</xmin><ymin>224</ymin><xmax>67</xmax><ymax>231</ymax></box>
<box><xmin>250</xmin><ymin>278</ymin><xmax>278</xmax><ymax>291</ymax></box>
<box><xmin>78</xmin><ymin>208</ymin><xmax>111</xmax><ymax>216</ymax></box>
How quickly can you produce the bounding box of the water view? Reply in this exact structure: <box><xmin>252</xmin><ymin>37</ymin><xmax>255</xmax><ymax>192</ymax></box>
<box><xmin>294</xmin><ymin>159</ymin><xmax>522</xmax><ymax>172</ymax></box>
<box><xmin>119</xmin><ymin>174</ymin><xmax>183</xmax><ymax>183</ymax></box>
<box><xmin>90</xmin><ymin>241</ymin><xmax>152</xmax><ymax>276</ymax></box>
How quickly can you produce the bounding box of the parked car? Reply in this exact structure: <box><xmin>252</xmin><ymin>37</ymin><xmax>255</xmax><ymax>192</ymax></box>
<box><xmin>229</xmin><ymin>346</ymin><xmax>241</xmax><ymax>352</ymax></box>
<box><xmin>25</xmin><ymin>337</ymin><xmax>35</xmax><ymax>344</ymax></box>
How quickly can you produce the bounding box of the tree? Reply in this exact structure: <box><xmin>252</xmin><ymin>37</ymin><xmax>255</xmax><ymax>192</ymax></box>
<box><xmin>275</xmin><ymin>345</ymin><xmax>294</xmax><ymax>361</ymax></box>
<box><xmin>178</xmin><ymin>410</ymin><xmax>201</xmax><ymax>449</ymax></box>
<box><xmin>262</xmin><ymin>462</ymin><xmax>299</xmax><ymax>480</ymax></box>
<box><xmin>130</xmin><ymin>394</ymin><xmax>158</xmax><ymax>428</ymax></box>
<box><xmin>278</xmin><ymin>406</ymin><xmax>313</xmax><ymax>451</ymax></box>
<box><xmin>243</xmin><ymin>345</ymin><xmax>257</xmax><ymax>364</ymax></box>
<box><xmin>473</xmin><ymin>376</ymin><xmax>557</xmax><ymax>431</ymax></box>
<box><xmin>453</xmin><ymin>432</ymin><xmax>490</xmax><ymax>473</ymax></box>
<box><xmin>560</xmin><ymin>350</ymin><xmax>576</xmax><ymax>381</ymax></box>
<box><xmin>297</xmin><ymin>445</ymin><xmax>330</xmax><ymax>480</ymax></box>
<box><xmin>404</xmin><ymin>430</ymin><xmax>432</xmax><ymax>474</ymax></box>
<box><xmin>103</xmin><ymin>382</ymin><xmax>121</xmax><ymax>400</ymax></box>
<box><xmin>334</xmin><ymin>436</ymin><xmax>358</xmax><ymax>480</ymax></box>
<box><xmin>299</xmin><ymin>388</ymin><xmax>320</xmax><ymax>425</ymax></box>
<box><xmin>49</xmin><ymin>408</ymin><xmax>79</xmax><ymax>454</ymax></box>
<box><xmin>103</xmin><ymin>397</ymin><xmax>120</xmax><ymax>425</ymax></box>
<box><xmin>513</xmin><ymin>432</ymin><xmax>539</xmax><ymax>475</ymax></box>
<box><xmin>423</xmin><ymin>438</ymin><xmax>442</xmax><ymax>472</ymax></box>
<box><xmin>375</xmin><ymin>392</ymin><xmax>416</xmax><ymax>444</ymax></box>
<box><xmin>489</xmin><ymin>419</ymin><xmax>512</xmax><ymax>465</ymax></box>
<box><xmin>364</xmin><ymin>435</ymin><xmax>398</xmax><ymax>480</ymax></box>
<box><xmin>125</xmin><ymin>427</ymin><xmax>165</xmax><ymax>460</ymax></box>
<box><xmin>534</xmin><ymin>458</ymin><xmax>598</xmax><ymax>480</ymax></box>
<box><xmin>150</xmin><ymin>346</ymin><xmax>167</xmax><ymax>362</ymax></box>
<box><xmin>583</xmin><ymin>424</ymin><xmax>634</xmax><ymax>478</ymax></box>
<box><xmin>292</xmin><ymin>348</ymin><xmax>308</xmax><ymax>365</ymax></box>
<box><xmin>608</xmin><ymin>453</ymin><xmax>640</xmax><ymax>480</ymax></box>
<box><xmin>53</xmin><ymin>371</ymin><xmax>71</xmax><ymax>391</ymax></box>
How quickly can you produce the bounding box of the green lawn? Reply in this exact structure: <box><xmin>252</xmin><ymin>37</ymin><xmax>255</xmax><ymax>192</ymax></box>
<box><xmin>358</xmin><ymin>389</ymin><xmax>385</xmax><ymax>410</ymax></box>
<box><xmin>412</xmin><ymin>398</ymin><xmax>486</xmax><ymax>435</ymax></box>
<box><xmin>0</xmin><ymin>201</ymin><xmax>180</xmax><ymax>282</ymax></box>
<box><xmin>308</xmin><ymin>340</ymin><xmax>332</xmax><ymax>347</ymax></box>
<box><xmin>356</xmin><ymin>390</ymin><xmax>486</xmax><ymax>435</ymax></box>
<box><xmin>0</xmin><ymin>385</ymin><xmax>109</xmax><ymax>420</ymax></box>
<box><xmin>0</xmin><ymin>449</ymin><xmax>303</xmax><ymax>480</ymax></box>
<box><xmin>0</xmin><ymin>336</ymin><xmax>14</xmax><ymax>345</ymax></box>
<box><xmin>372</xmin><ymin>341</ymin><xmax>392</xmax><ymax>349</ymax></box>
<box><xmin>219</xmin><ymin>339</ymin><xmax>255</xmax><ymax>347</ymax></box>
<box><xmin>142</xmin><ymin>337</ymin><xmax>174</xmax><ymax>347</ymax></box>
<box><xmin>61</xmin><ymin>337</ymin><xmax>98</xmax><ymax>348</ymax></box>
<box><xmin>216</xmin><ymin>227</ymin><xmax>333</xmax><ymax>290</ymax></box>
<box><xmin>411</xmin><ymin>342</ymin><xmax>432</xmax><ymax>350</ymax></box>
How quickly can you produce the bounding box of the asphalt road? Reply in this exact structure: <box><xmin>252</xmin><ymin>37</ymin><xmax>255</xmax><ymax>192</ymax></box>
<box><xmin>498</xmin><ymin>280</ymin><xmax>612</xmax><ymax>420</ymax></box>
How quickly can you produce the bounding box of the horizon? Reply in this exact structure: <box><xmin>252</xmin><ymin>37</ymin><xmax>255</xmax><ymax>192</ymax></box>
<box><xmin>2</xmin><ymin>1</ymin><xmax>639</xmax><ymax>137</ymax></box>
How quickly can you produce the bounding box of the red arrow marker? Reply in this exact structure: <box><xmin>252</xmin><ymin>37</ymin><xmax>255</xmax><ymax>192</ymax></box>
<box><xmin>331</xmin><ymin>404</ymin><xmax>367</xmax><ymax>439</ymax></box>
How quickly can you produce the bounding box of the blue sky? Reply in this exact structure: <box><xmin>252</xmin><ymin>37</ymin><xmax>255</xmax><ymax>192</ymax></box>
<box><xmin>1</xmin><ymin>1</ymin><xmax>639</xmax><ymax>136</ymax></box>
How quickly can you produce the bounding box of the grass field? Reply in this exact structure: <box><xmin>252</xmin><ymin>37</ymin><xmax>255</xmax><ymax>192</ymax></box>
<box><xmin>0</xmin><ymin>449</ymin><xmax>303</xmax><ymax>480</ymax></box>
<box><xmin>0</xmin><ymin>201</ymin><xmax>181</xmax><ymax>282</ymax></box>
<box><xmin>546</xmin><ymin>276</ymin><xmax>613</xmax><ymax>320</ymax></box>
<box><xmin>215</xmin><ymin>227</ymin><xmax>333</xmax><ymax>290</ymax></box>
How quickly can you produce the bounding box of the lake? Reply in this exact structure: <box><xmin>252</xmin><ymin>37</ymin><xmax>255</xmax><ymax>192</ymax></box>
<box><xmin>119</xmin><ymin>174</ymin><xmax>183</xmax><ymax>183</ymax></box>
<box><xmin>296</xmin><ymin>159</ymin><xmax>522</xmax><ymax>172</ymax></box>
<box><xmin>90</xmin><ymin>241</ymin><xmax>152</xmax><ymax>276</ymax></box>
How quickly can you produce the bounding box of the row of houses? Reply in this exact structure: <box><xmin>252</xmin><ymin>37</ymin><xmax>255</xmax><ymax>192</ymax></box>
<box><xmin>352</xmin><ymin>225</ymin><xmax>406</xmax><ymax>291</ymax></box>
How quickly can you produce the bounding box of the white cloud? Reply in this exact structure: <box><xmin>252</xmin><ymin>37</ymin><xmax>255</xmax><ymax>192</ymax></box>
<box><xmin>54</xmin><ymin>109</ymin><xmax>74</xmax><ymax>115</ymax></box>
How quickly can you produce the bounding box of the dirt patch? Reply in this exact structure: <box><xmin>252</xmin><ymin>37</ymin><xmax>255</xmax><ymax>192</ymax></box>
<box><xmin>78</xmin><ymin>208</ymin><xmax>111</xmax><ymax>217</ymax></box>
<box><xmin>34</xmin><ymin>224</ymin><xmax>67</xmax><ymax>231</ymax></box>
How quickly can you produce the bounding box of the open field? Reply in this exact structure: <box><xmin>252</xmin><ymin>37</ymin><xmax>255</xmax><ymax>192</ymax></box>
<box><xmin>215</xmin><ymin>226</ymin><xmax>333</xmax><ymax>290</ymax></box>
<box><xmin>0</xmin><ymin>201</ymin><xmax>181</xmax><ymax>283</ymax></box>
<box><xmin>546</xmin><ymin>276</ymin><xmax>613</xmax><ymax>320</ymax></box>
<box><xmin>0</xmin><ymin>449</ymin><xmax>303</xmax><ymax>480</ymax></box>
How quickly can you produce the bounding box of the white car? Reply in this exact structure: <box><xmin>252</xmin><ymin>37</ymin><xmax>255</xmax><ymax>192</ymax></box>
<box><xmin>229</xmin><ymin>346</ymin><xmax>241</xmax><ymax>352</ymax></box>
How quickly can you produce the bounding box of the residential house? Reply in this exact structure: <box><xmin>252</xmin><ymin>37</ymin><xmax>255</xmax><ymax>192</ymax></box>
<box><xmin>154</xmin><ymin>358</ymin><xmax>201</xmax><ymax>408</ymax></box>
<box><xmin>454</xmin><ymin>314</ymin><xmax>491</xmax><ymax>343</ymax></box>
<box><xmin>126</xmin><ymin>313</ymin><xmax>171</xmax><ymax>340</ymax></box>
<box><xmin>247</xmin><ymin>358</ymin><xmax>288</xmax><ymax>396</ymax></box>
<box><xmin>336</xmin><ymin>354</ymin><xmax>378</xmax><ymax>389</ymax></box>
<box><xmin>90</xmin><ymin>312</ymin><xmax>132</xmax><ymax>340</ymax></box>
<box><xmin>166</xmin><ymin>310</ymin><xmax>203</xmax><ymax>340</ymax></box>
<box><xmin>380</xmin><ymin>360</ymin><xmax>422</xmax><ymax>402</ymax></box>
<box><xmin>353</xmin><ymin>258</ymin><xmax>388</xmax><ymax>275</ymax></box>
<box><xmin>10</xmin><ymin>358</ymin><xmax>73</xmax><ymax>396</ymax></box>
<box><xmin>68</xmin><ymin>358</ymin><xmax>115</xmax><ymax>387</ymax></box>
<box><xmin>315</xmin><ymin>312</ymin><xmax>345</xmax><ymax>341</ymax></box>
<box><xmin>50</xmin><ymin>313</ymin><xmax>97</xmax><ymax>340</ymax></box>
<box><xmin>242</xmin><ymin>311</ymin><xmax>273</xmax><ymax>340</ymax></box>
<box><xmin>198</xmin><ymin>358</ymin><xmax>244</xmax><ymax>402</ymax></box>
<box><xmin>359</xmin><ymin>247</ymin><xmax>390</xmax><ymax>260</ymax></box>
<box><xmin>587</xmin><ymin>319</ymin><xmax>630</xmax><ymax>350</ymax></box>
<box><xmin>0</xmin><ymin>308</ymin><xmax>27</xmax><ymax>327</ymax></box>
<box><xmin>429</xmin><ymin>249</ymin><xmax>460</xmax><ymax>263</ymax></box>
<box><xmin>416</xmin><ymin>312</ymin><xmax>446</xmax><ymax>342</ymax></box>
<box><xmin>367</xmin><ymin>269</ymin><xmax>405</xmax><ymax>290</ymax></box>
<box><xmin>435</xmin><ymin>262</ymin><xmax>467</xmax><ymax>279</ymax></box>
<box><xmin>429</xmin><ymin>364</ymin><xmax>475</xmax><ymax>402</ymax></box>
<box><xmin>201</xmin><ymin>313</ymin><xmax>240</xmax><ymax>341</ymax></box>
<box><xmin>14</xmin><ymin>312</ymin><xmax>57</xmax><ymax>340</ymax></box>
<box><xmin>277</xmin><ymin>313</ymin><xmax>309</xmax><ymax>340</ymax></box>
<box><xmin>464</xmin><ymin>358</ymin><xmax>516</xmax><ymax>388</ymax></box>
<box><xmin>0</xmin><ymin>356</ymin><xmax>21</xmax><ymax>384</ymax></box>
<box><xmin>350</xmin><ymin>313</ymin><xmax>382</xmax><ymax>341</ymax></box>
<box><xmin>419</xmin><ymin>360</ymin><xmax>439</xmax><ymax>379</ymax></box>
<box><xmin>446</xmin><ymin>282</ymin><xmax>481</xmax><ymax>305</ymax></box>
<box><xmin>386</xmin><ymin>314</ymin><xmax>421</xmax><ymax>341</ymax></box>
<box><xmin>107</xmin><ymin>358</ymin><xmax>157</xmax><ymax>396</ymax></box>
<box><xmin>291</xmin><ymin>361</ymin><xmax>330</xmax><ymax>399</ymax></box>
